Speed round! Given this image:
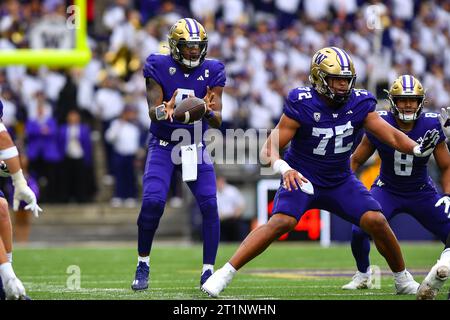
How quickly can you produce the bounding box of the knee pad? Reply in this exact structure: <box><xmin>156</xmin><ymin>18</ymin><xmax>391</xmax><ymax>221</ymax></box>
<box><xmin>137</xmin><ymin>197</ymin><xmax>165</xmax><ymax>230</ymax></box>
<box><xmin>198</xmin><ymin>197</ymin><xmax>219</xmax><ymax>222</ymax></box>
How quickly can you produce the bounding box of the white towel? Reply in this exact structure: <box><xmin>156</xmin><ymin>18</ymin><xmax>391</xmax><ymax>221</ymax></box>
<box><xmin>181</xmin><ymin>144</ymin><xmax>198</xmax><ymax>182</ymax></box>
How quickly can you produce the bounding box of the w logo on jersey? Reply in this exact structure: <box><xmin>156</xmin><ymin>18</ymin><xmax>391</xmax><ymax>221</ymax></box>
<box><xmin>314</xmin><ymin>53</ymin><xmax>327</xmax><ymax>65</ymax></box>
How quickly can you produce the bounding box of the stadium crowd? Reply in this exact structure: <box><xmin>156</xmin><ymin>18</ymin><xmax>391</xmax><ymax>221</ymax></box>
<box><xmin>0</xmin><ymin>0</ymin><xmax>449</xmax><ymax>204</ymax></box>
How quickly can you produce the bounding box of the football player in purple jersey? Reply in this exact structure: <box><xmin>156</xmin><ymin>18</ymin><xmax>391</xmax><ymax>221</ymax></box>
<box><xmin>202</xmin><ymin>47</ymin><xmax>439</xmax><ymax>298</ymax></box>
<box><xmin>340</xmin><ymin>75</ymin><xmax>450</xmax><ymax>299</ymax></box>
<box><xmin>0</xmin><ymin>99</ymin><xmax>42</xmax><ymax>300</ymax></box>
<box><xmin>132</xmin><ymin>18</ymin><xmax>225</xmax><ymax>291</ymax></box>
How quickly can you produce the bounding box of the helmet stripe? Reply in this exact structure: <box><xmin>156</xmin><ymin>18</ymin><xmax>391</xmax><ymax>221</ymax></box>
<box><xmin>409</xmin><ymin>75</ymin><xmax>414</xmax><ymax>90</ymax></box>
<box><xmin>191</xmin><ymin>19</ymin><xmax>200</xmax><ymax>34</ymax></box>
<box><xmin>402</xmin><ymin>75</ymin><xmax>407</xmax><ymax>91</ymax></box>
<box><xmin>184</xmin><ymin>18</ymin><xmax>193</xmax><ymax>35</ymax></box>
<box><xmin>186</xmin><ymin>18</ymin><xmax>199</xmax><ymax>35</ymax></box>
<box><xmin>331</xmin><ymin>47</ymin><xmax>349</xmax><ymax>71</ymax></box>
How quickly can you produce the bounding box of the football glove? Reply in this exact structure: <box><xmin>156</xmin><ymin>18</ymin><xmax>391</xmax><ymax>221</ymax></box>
<box><xmin>4</xmin><ymin>277</ymin><xmax>27</xmax><ymax>300</ymax></box>
<box><xmin>413</xmin><ymin>129</ymin><xmax>440</xmax><ymax>157</ymax></box>
<box><xmin>435</xmin><ymin>194</ymin><xmax>450</xmax><ymax>218</ymax></box>
<box><xmin>11</xmin><ymin>170</ymin><xmax>42</xmax><ymax>218</ymax></box>
<box><xmin>439</xmin><ymin>107</ymin><xmax>450</xmax><ymax>128</ymax></box>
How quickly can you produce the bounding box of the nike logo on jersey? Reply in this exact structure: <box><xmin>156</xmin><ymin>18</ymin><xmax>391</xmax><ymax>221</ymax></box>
<box><xmin>197</xmin><ymin>75</ymin><xmax>204</xmax><ymax>81</ymax></box>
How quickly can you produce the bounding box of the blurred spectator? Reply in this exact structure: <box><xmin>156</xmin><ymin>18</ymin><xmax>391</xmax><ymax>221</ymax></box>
<box><xmin>94</xmin><ymin>73</ymin><xmax>125</xmax><ymax>177</ymax></box>
<box><xmin>58</xmin><ymin>109</ymin><xmax>96</xmax><ymax>203</ymax></box>
<box><xmin>105</xmin><ymin>105</ymin><xmax>141</xmax><ymax>208</ymax></box>
<box><xmin>216</xmin><ymin>176</ymin><xmax>245</xmax><ymax>242</ymax></box>
<box><xmin>25</xmin><ymin>101</ymin><xmax>60</xmax><ymax>202</ymax></box>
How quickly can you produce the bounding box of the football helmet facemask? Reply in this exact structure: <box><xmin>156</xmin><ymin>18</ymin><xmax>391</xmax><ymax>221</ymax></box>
<box><xmin>309</xmin><ymin>47</ymin><xmax>357</xmax><ymax>104</ymax></box>
<box><xmin>385</xmin><ymin>75</ymin><xmax>425</xmax><ymax>122</ymax></box>
<box><xmin>168</xmin><ymin>18</ymin><xmax>208</xmax><ymax>69</ymax></box>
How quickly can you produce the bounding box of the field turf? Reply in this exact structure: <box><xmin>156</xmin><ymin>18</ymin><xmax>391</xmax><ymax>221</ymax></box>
<box><xmin>13</xmin><ymin>242</ymin><xmax>450</xmax><ymax>300</ymax></box>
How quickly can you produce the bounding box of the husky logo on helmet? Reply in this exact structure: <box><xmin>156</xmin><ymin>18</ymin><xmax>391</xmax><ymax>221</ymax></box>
<box><xmin>168</xmin><ymin>18</ymin><xmax>208</xmax><ymax>69</ymax></box>
<box><xmin>385</xmin><ymin>75</ymin><xmax>425</xmax><ymax>122</ymax></box>
<box><xmin>309</xmin><ymin>47</ymin><xmax>357</xmax><ymax>104</ymax></box>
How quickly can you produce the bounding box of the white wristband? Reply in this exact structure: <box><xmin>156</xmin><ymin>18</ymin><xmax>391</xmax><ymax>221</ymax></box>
<box><xmin>0</xmin><ymin>146</ymin><xmax>18</xmax><ymax>160</ymax></box>
<box><xmin>273</xmin><ymin>159</ymin><xmax>293</xmax><ymax>175</ymax></box>
<box><xmin>0</xmin><ymin>123</ymin><xmax>7</xmax><ymax>132</ymax></box>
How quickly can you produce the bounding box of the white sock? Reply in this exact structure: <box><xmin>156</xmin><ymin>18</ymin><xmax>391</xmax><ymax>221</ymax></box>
<box><xmin>6</xmin><ymin>252</ymin><xmax>12</xmax><ymax>263</ymax></box>
<box><xmin>138</xmin><ymin>256</ymin><xmax>149</xmax><ymax>266</ymax></box>
<box><xmin>440</xmin><ymin>248</ymin><xmax>450</xmax><ymax>263</ymax></box>
<box><xmin>223</xmin><ymin>262</ymin><xmax>237</xmax><ymax>273</ymax></box>
<box><xmin>0</xmin><ymin>262</ymin><xmax>16</xmax><ymax>282</ymax></box>
<box><xmin>202</xmin><ymin>264</ymin><xmax>213</xmax><ymax>274</ymax></box>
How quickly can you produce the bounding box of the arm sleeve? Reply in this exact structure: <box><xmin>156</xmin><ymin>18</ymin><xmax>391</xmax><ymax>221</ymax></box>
<box><xmin>209</xmin><ymin>61</ymin><xmax>226</xmax><ymax>88</ymax></box>
<box><xmin>142</xmin><ymin>54</ymin><xmax>162</xmax><ymax>85</ymax></box>
<box><xmin>282</xmin><ymin>89</ymin><xmax>302</xmax><ymax>122</ymax></box>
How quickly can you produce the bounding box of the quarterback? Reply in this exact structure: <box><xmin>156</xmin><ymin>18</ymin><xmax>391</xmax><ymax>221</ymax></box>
<box><xmin>132</xmin><ymin>18</ymin><xmax>225</xmax><ymax>291</ymax></box>
<box><xmin>202</xmin><ymin>47</ymin><xmax>439</xmax><ymax>297</ymax></box>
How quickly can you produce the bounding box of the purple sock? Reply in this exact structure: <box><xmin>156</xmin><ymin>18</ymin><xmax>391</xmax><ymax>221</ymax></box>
<box><xmin>199</xmin><ymin>198</ymin><xmax>220</xmax><ymax>265</ymax></box>
<box><xmin>351</xmin><ymin>225</ymin><xmax>371</xmax><ymax>273</ymax></box>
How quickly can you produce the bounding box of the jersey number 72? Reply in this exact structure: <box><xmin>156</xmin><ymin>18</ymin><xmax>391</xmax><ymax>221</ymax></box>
<box><xmin>312</xmin><ymin>121</ymin><xmax>354</xmax><ymax>155</ymax></box>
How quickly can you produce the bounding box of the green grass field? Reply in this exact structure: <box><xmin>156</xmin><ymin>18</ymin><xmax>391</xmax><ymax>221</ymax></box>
<box><xmin>12</xmin><ymin>242</ymin><xmax>450</xmax><ymax>300</ymax></box>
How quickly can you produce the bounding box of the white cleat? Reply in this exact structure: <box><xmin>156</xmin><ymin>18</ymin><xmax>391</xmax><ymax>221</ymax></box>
<box><xmin>395</xmin><ymin>270</ymin><xmax>420</xmax><ymax>295</ymax></box>
<box><xmin>201</xmin><ymin>267</ymin><xmax>235</xmax><ymax>298</ymax></box>
<box><xmin>342</xmin><ymin>271</ymin><xmax>373</xmax><ymax>290</ymax></box>
<box><xmin>417</xmin><ymin>260</ymin><xmax>450</xmax><ymax>300</ymax></box>
<box><xmin>4</xmin><ymin>277</ymin><xmax>27</xmax><ymax>300</ymax></box>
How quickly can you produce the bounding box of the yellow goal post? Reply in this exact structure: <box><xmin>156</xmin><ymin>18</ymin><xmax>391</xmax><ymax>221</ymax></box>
<box><xmin>0</xmin><ymin>0</ymin><xmax>91</xmax><ymax>67</ymax></box>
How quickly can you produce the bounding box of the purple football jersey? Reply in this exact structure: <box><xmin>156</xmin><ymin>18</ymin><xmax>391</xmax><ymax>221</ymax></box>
<box><xmin>143</xmin><ymin>54</ymin><xmax>226</xmax><ymax>143</ymax></box>
<box><xmin>283</xmin><ymin>87</ymin><xmax>377</xmax><ymax>187</ymax></box>
<box><xmin>367</xmin><ymin>110</ymin><xmax>446</xmax><ymax>194</ymax></box>
<box><xmin>0</xmin><ymin>99</ymin><xmax>3</xmax><ymax>119</ymax></box>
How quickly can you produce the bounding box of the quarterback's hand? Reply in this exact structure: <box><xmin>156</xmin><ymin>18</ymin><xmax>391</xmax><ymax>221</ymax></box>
<box><xmin>203</xmin><ymin>86</ymin><xmax>216</xmax><ymax>117</ymax></box>
<box><xmin>163</xmin><ymin>90</ymin><xmax>178</xmax><ymax>122</ymax></box>
<box><xmin>413</xmin><ymin>129</ymin><xmax>440</xmax><ymax>157</ymax></box>
<box><xmin>439</xmin><ymin>107</ymin><xmax>450</xmax><ymax>128</ymax></box>
<box><xmin>11</xmin><ymin>170</ymin><xmax>42</xmax><ymax>218</ymax></box>
<box><xmin>435</xmin><ymin>195</ymin><xmax>450</xmax><ymax>217</ymax></box>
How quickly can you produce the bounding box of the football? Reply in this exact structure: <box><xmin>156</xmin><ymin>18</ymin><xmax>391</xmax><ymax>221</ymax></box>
<box><xmin>173</xmin><ymin>97</ymin><xmax>207</xmax><ymax>124</ymax></box>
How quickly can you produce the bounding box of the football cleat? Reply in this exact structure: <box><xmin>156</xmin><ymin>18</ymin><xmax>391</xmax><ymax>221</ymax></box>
<box><xmin>200</xmin><ymin>269</ymin><xmax>212</xmax><ymax>287</ymax></box>
<box><xmin>417</xmin><ymin>260</ymin><xmax>450</xmax><ymax>300</ymax></box>
<box><xmin>342</xmin><ymin>271</ymin><xmax>373</xmax><ymax>290</ymax></box>
<box><xmin>395</xmin><ymin>270</ymin><xmax>420</xmax><ymax>295</ymax></box>
<box><xmin>131</xmin><ymin>262</ymin><xmax>149</xmax><ymax>291</ymax></box>
<box><xmin>4</xmin><ymin>277</ymin><xmax>27</xmax><ymax>300</ymax></box>
<box><xmin>201</xmin><ymin>267</ymin><xmax>235</xmax><ymax>298</ymax></box>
